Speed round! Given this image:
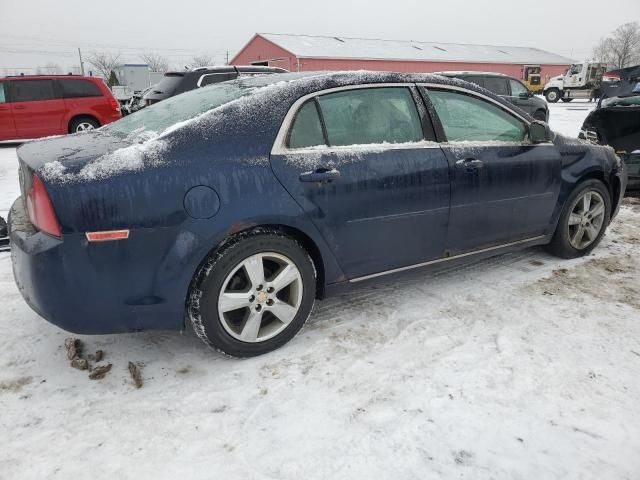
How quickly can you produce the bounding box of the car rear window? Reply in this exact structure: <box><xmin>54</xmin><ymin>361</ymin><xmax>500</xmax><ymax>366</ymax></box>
<box><xmin>103</xmin><ymin>82</ymin><xmax>255</xmax><ymax>136</ymax></box>
<box><xmin>199</xmin><ymin>72</ymin><xmax>238</xmax><ymax>87</ymax></box>
<box><xmin>153</xmin><ymin>73</ymin><xmax>185</xmax><ymax>95</ymax></box>
<box><xmin>59</xmin><ymin>79</ymin><xmax>103</xmax><ymax>98</ymax></box>
<box><xmin>10</xmin><ymin>79</ymin><xmax>57</xmax><ymax>102</ymax></box>
<box><xmin>0</xmin><ymin>82</ymin><xmax>6</xmax><ymax>103</ymax></box>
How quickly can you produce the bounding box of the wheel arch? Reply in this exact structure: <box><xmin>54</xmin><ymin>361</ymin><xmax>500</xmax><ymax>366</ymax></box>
<box><xmin>574</xmin><ymin>170</ymin><xmax>620</xmax><ymax>218</ymax></box>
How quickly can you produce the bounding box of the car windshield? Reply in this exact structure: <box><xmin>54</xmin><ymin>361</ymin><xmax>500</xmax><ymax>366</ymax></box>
<box><xmin>103</xmin><ymin>82</ymin><xmax>254</xmax><ymax>137</ymax></box>
<box><xmin>601</xmin><ymin>95</ymin><xmax>640</xmax><ymax>108</ymax></box>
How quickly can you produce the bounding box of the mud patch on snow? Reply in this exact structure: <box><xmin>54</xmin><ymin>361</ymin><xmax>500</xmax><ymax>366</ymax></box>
<box><xmin>0</xmin><ymin>376</ymin><xmax>33</xmax><ymax>393</ymax></box>
<box><xmin>533</xmin><ymin>254</ymin><xmax>640</xmax><ymax>309</ymax></box>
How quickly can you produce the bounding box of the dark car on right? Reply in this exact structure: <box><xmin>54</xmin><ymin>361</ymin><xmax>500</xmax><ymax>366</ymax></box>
<box><xmin>580</xmin><ymin>94</ymin><xmax>640</xmax><ymax>189</ymax></box>
<box><xmin>436</xmin><ymin>71</ymin><xmax>549</xmax><ymax>121</ymax></box>
<box><xmin>144</xmin><ymin>65</ymin><xmax>287</xmax><ymax>106</ymax></box>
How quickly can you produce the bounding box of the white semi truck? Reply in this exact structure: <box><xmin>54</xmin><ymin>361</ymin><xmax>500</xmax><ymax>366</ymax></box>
<box><xmin>543</xmin><ymin>61</ymin><xmax>609</xmax><ymax>103</ymax></box>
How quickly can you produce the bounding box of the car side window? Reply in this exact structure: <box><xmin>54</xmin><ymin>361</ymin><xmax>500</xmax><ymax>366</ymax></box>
<box><xmin>58</xmin><ymin>79</ymin><xmax>102</xmax><ymax>98</ymax></box>
<box><xmin>461</xmin><ymin>76</ymin><xmax>484</xmax><ymax>88</ymax></box>
<box><xmin>483</xmin><ymin>77</ymin><xmax>509</xmax><ymax>96</ymax></box>
<box><xmin>509</xmin><ymin>79</ymin><xmax>529</xmax><ymax>97</ymax></box>
<box><xmin>287</xmin><ymin>100</ymin><xmax>326</xmax><ymax>149</ymax></box>
<box><xmin>0</xmin><ymin>82</ymin><xmax>6</xmax><ymax>103</ymax></box>
<box><xmin>428</xmin><ymin>89</ymin><xmax>528</xmax><ymax>142</ymax></box>
<box><xmin>10</xmin><ymin>80</ymin><xmax>57</xmax><ymax>102</ymax></box>
<box><xmin>315</xmin><ymin>87</ymin><xmax>423</xmax><ymax>146</ymax></box>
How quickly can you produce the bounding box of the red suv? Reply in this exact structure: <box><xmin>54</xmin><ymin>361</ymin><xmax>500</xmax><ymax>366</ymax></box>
<box><xmin>0</xmin><ymin>75</ymin><xmax>121</xmax><ymax>141</ymax></box>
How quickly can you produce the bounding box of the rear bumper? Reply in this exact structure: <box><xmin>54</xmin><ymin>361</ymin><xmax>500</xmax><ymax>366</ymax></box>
<box><xmin>9</xmin><ymin>198</ymin><xmax>185</xmax><ymax>334</ymax></box>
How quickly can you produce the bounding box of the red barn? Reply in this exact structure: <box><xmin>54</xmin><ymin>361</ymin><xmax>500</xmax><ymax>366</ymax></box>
<box><xmin>231</xmin><ymin>33</ymin><xmax>573</xmax><ymax>82</ymax></box>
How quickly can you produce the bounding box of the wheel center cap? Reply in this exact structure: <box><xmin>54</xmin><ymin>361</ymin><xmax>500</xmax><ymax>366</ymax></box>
<box><xmin>257</xmin><ymin>291</ymin><xmax>268</xmax><ymax>303</ymax></box>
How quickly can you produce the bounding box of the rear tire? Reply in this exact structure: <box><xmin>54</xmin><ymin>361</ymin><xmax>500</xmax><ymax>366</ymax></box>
<box><xmin>188</xmin><ymin>230</ymin><xmax>316</xmax><ymax>357</ymax></box>
<box><xmin>545</xmin><ymin>89</ymin><xmax>561</xmax><ymax>103</ymax></box>
<box><xmin>546</xmin><ymin>179</ymin><xmax>611</xmax><ymax>259</ymax></box>
<box><xmin>69</xmin><ymin>116</ymin><xmax>99</xmax><ymax>133</ymax></box>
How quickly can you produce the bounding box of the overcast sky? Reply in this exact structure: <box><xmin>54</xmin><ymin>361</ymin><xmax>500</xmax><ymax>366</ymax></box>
<box><xmin>2</xmin><ymin>0</ymin><xmax>639</xmax><ymax>74</ymax></box>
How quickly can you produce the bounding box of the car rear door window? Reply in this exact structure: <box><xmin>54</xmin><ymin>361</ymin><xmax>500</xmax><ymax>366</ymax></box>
<box><xmin>10</xmin><ymin>79</ymin><xmax>57</xmax><ymax>102</ymax></box>
<box><xmin>460</xmin><ymin>76</ymin><xmax>484</xmax><ymax>88</ymax></box>
<box><xmin>509</xmin><ymin>79</ymin><xmax>529</xmax><ymax>97</ymax></box>
<box><xmin>315</xmin><ymin>87</ymin><xmax>423</xmax><ymax>146</ymax></box>
<box><xmin>287</xmin><ymin>100</ymin><xmax>326</xmax><ymax>149</ymax></box>
<box><xmin>58</xmin><ymin>79</ymin><xmax>102</xmax><ymax>98</ymax></box>
<box><xmin>483</xmin><ymin>77</ymin><xmax>510</xmax><ymax>96</ymax></box>
<box><xmin>0</xmin><ymin>82</ymin><xmax>6</xmax><ymax>103</ymax></box>
<box><xmin>428</xmin><ymin>89</ymin><xmax>527</xmax><ymax>142</ymax></box>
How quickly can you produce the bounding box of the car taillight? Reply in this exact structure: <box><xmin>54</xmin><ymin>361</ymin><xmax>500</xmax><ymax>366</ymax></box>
<box><xmin>108</xmin><ymin>97</ymin><xmax>121</xmax><ymax>112</ymax></box>
<box><xmin>602</xmin><ymin>73</ymin><xmax>621</xmax><ymax>82</ymax></box>
<box><xmin>26</xmin><ymin>175</ymin><xmax>62</xmax><ymax>238</ymax></box>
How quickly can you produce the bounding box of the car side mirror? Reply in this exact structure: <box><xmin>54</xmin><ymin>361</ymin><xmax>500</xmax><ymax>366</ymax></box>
<box><xmin>519</xmin><ymin>92</ymin><xmax>531</xmax><ymax>99</ymax></box>
<box><xmin>529</xmin><ymin>121</ymin><xmax>550</xmax><ymax>144</ymax></box>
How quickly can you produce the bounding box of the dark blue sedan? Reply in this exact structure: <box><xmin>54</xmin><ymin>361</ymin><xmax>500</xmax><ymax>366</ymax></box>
<box><xmin>9</xmin><ymin>72</ymin><xmax>627</xmax><ymax>357</ymax></box>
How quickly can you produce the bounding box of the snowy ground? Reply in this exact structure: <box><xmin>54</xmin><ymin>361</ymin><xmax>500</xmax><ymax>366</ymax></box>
<box><xmin>1</xmin><ymin>101</ymin><xmax>640</xmax><ymax>479</ymax></box>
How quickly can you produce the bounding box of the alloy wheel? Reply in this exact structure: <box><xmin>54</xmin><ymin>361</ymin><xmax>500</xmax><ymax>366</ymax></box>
<box><xmin>567</xmin><ymin>190</ymin><xmax>606</xmax><ymax>250</ymax></box>
<box><xmin>217</xmin><ymin>252</ymin><xmax>303</xmax><ymax>343</ymax></box>
<box><xmin>76</xmin><ymin>122</ymin><xmax>95</xmax><ymax>132</ymax></box>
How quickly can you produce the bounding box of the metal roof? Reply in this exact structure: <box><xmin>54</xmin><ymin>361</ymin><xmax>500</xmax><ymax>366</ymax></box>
<box><xmin>259</xmin><ymin>33</ymin><xmax>575</xmax><ymax>65</ymax></box>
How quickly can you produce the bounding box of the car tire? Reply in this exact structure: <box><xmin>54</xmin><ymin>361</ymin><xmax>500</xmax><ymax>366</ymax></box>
<box><xmin>69</xmin><ymin>117</ymin><xmax>100</xmax><ymax>133</ymax></box>
<box><xmin>561</xmin><ymin>98</ymin><xmax>573</xmax><ymax>103</ymax></box>
<box><xmin>546</xmin><ymin>179</ymin><xmax>611</xmax><ymax>259</ymax></box>
<box><xmin>533</xmin><ymin>109</ymin><xmax>547</xmax><ymax>121</ymax></box>
<box><xmin>545</xmin><ymin>89</ymin><xmax>561</xmax><ymax>103</ymax></box>
<box><xmin>188</xmin><ymin>229</ymin><xmax>316</xmax><ymax>357</ymax></box>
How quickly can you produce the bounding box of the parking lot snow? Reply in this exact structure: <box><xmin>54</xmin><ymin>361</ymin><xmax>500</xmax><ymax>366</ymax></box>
<box><xmin>1</xmin><ymin>101</ymin><xmax>640</xmax><ymax>480</ymax></box>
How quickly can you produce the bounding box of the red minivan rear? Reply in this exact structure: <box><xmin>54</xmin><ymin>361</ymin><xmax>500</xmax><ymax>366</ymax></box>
<box><xmin>0</xmin><ymin>75</ymin><xmax>121</xmax><ymax>141</ymax></box>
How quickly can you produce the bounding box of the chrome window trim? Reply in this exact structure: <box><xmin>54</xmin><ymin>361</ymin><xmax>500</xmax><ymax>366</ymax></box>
<box><xmin>271</xmin><ymin>83</ymin><xmax>438</xmax><ymax>155</ymax></box>
<box><xmin>349</xmin><ymin>235</ymin><xmax>546</xmax><ymax>283</ymax></box>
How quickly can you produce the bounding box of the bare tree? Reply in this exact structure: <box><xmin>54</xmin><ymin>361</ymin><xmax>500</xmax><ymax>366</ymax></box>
<box><xmin>140</xmin><ymin>52</ymin><xmax>170</xmax><ymax>73</ymax></box>
<box><xmin>592</xmin><ymin>22</ymin><xmax>640</xmax><ymax>68</ymax></box>
<box><xmin>86</xmin><ymin>51</ymin><xmax>121</xmax><ymax>80</ymax></box>
<box><xmin>42</xmin><ymin>62</ymin><xmax>62</xmax><ymax>75</ymax></box>
<box><xmin>190</xmin><ymin>54</ymin><xmax>214</xmax><ymax>68</ymax></box>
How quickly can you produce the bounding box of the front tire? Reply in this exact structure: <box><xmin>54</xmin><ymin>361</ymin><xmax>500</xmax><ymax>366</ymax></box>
<box><xmin>546</xmin><ymin>179</ymin><xmax>611</xmax><ymax>259</ymax></box>
<box><xmin>188</xmin><ymin>230</ymin><xmax>316</xmax><ymax>357</ymax></box>
<box><xmin>545</xmin><ymin>89</ymin><xmax>561</xmax><ymax>103</ymax></box>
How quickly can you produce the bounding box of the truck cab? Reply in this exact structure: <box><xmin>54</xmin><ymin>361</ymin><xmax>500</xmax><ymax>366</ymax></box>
<box><xmin>544</xmin><ymin>62</ymin><xmax>609</xmax><ymax>102</ymax></box>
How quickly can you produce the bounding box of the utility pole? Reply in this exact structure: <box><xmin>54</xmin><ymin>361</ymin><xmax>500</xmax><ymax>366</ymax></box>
<box><xmin>226</xmin><ymin>50</ymin><xmax>229</xmax><ymax>65</ymax></box>
<box><xmin>78</xmin><ymin>48</ymin><xmax>85</xmax><ymax>76</ymax></box>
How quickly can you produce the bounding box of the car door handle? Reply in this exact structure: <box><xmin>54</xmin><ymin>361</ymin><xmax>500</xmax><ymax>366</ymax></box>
<box><xmin>299</xmin><ymin>168</ymin><xmax>340</xmax><ymax>183</ymax></box>
<box><xmin>13</xmin><ymin>105</ymin><xmax>26</xmax><ymax>110</ymax></box>
<box><xmin>455</xmin><ymin>158</ymin><xmax>484</xmax><ymax>171</ymax></box>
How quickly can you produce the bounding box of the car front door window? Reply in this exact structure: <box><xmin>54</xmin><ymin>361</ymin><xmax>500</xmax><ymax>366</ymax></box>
<box><xmin>428</xmin><ymin>89</ymin><xmax>527</xmax><ymax>142</ymax></box>
<box><xmin>509</xmin><ymin>79</ymin><xmax>529</xmax><ymax>97</ymax></box>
